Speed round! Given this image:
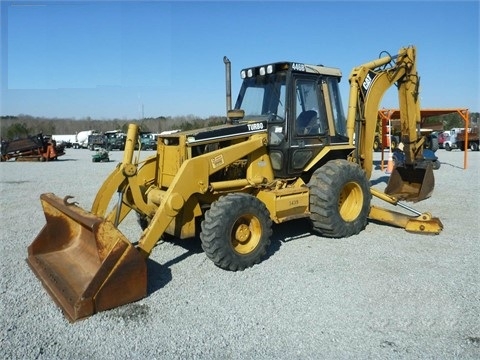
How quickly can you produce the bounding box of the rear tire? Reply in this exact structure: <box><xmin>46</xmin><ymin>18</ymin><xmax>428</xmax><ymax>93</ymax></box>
<box><xmin>308</xmin><ymin>159</ymin><xmax>371</xmax><ymax>238</ymax></box>
<box><xmin>200</xmin><ymin>193</ymin><xmax>272</xmax><ymax>271</ymax></box>
<box><xmin>470</xmin><ymin>142</ymin><xmax>479</xmax><ymax>151</ymax></box>
<box><xmin>445</xmin><ymin>143</ymin><xmax>451</xmax><ymax>151</ymax></box>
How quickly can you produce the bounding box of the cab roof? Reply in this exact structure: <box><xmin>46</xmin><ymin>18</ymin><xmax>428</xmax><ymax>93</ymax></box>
<box><xmin>241</xmin><ymin>61</ymin><xmax>342</xmax><ymax>78</ymax></box>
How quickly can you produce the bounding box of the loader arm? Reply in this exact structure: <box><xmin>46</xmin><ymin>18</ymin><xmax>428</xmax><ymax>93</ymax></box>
<box><xmin>91</xmin><ymin>124</ymin><xmax>159</xmax><ymax>226</ymax></box>
<box><xmin>136</xmin><ymin>132</ymin><xmax>269</xmax><ymax>257</ymax></box>
<box><xmin>96</xmin><ymin>156</ymin><xmax>159</xmax><ymax>227</ymax></box>
<box><xmin>92</xmin><ymin>124</ymin><xmax>143</xmax><ymax>216</ymax></box>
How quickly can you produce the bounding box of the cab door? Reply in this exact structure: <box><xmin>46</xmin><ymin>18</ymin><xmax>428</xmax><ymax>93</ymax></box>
<box><xmin>287</xmin><ymin>75</ymin><xmax>329</xmax><ymax>176</ymax></box>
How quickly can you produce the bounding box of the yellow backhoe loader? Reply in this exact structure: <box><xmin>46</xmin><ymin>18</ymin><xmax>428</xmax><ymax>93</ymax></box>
<box><xmin>27</xmin><ymin>46</ymin><xmax>443</xmax><ymax>322</ymax></box>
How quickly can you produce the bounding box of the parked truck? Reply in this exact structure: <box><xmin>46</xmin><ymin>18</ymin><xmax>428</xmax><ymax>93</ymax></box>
<box><xmin>87</xmin><ymin>134</ymin><xmax>108</xmax><ymax>151</ymax></box>
<box><xmin>140</xmin><ymin>132</ymin><xmax>157</xmax><ymax>150</ymax></box>
<box><xmin>104</xmin><ymin>130</ymin><xmax>126</xmax><ymax>150</ymax></box>
<box><xmin>72</xmin><ymin>130</ymin><xmax>97</xmax><ymax>149</ymax></box>
<box><xmin>51</xmin><ymin>134</ymin><xmax>76</xmax><ymax>148</ymax></box>
<box><xmin>444</xmin><ymin>127</ymin><xmax>480</xmax><ymax>151</ymax></box>
<box><xmin>437</xmin><ymin>131</ymin><xmax>450</xmax><ymax>149</ymax></box>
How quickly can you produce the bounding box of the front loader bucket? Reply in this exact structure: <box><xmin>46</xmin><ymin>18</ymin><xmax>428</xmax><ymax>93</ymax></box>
<box><xmin>27</xmin><ymin>193</ymin><xmax>147</xmax><ymax>322</ymax></box>
<box><xmin>384</xmin><ymin>164</ymin><xmax>435</xmax><ymax>202</ymax></box>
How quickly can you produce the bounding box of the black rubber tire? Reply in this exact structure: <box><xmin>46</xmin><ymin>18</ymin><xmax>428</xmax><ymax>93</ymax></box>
<box><xmin>390</xmin><ymin>136</ymin><xmax>399</xmax><ymax>150</ymax></box>
<box><xmin>200</xmin><ymin>193</ymin><xmax>272</xmax><ymax>271</ymax></box>
<box><xmin>373</xmin><ymin>137</ymin><xmax>382</xmax><ymax>152</ymax></box>
<box><xmin>308</xmin><ymin>159</ymin><xmax>371</xmax><ymax>238</ymax></box>
<box><xmin>427</xmin><ymin>135</ymin><xmax>439</xmax><ymax>152</ymax></box>
<box><xmin>137</xmin><ymin>214</ymin><xmax>150</xmax><ymax>230</ymax></box>
<box><xmin>445</xmin><ymin>143</ymin><xmax>451</xmax><ymax>151</ymax></box>
<box><xmin>470</xmin><ymin>142</ymin><xmax>479</xmax><ymax>151</ymax></box>
<box><xmin>432</xmin><ymin>160</ymin><xmax>441</xmax><ymax>170</ymax></box>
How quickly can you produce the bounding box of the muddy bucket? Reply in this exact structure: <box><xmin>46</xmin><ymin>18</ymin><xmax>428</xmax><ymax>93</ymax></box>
<box><xmin>384</xmin><ymin>163</ymin><xmax>435</xmax><ymax>202</ymax></box>
<box><xmin>27</xmin><ymin>193</ymin><xmax>147</xmax><ymax>322</ymax></box>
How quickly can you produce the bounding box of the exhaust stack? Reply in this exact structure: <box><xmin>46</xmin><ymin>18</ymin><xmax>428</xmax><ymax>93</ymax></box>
<box><xmin>224</xmin><ymin>56</ymin><xmax>232</xmax><ymax>118</ymax></box>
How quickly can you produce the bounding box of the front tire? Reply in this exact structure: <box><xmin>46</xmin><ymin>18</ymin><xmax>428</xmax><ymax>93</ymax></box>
<box><xmin>308</xmin><ymin>160</ymin><xmax>371</xmax><ymax>238</ymax></box>
<box><xmin>200</xmin><ymin>193</ymin><xmax>272</xmax><ymax>271</ymax></box>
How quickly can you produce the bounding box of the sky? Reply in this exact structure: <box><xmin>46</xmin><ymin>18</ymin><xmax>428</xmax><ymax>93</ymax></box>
<box><xmin>1</xmin><ymin>0</ymin><xmax>479</xmax><ymax>120</ymax></box>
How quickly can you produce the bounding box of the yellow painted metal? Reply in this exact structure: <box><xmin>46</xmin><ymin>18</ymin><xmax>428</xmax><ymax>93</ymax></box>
<box><xmin>304</xmin><ymin>144</ymin><xmax>355</xmax><ymax>172</ymax></box>
<box><xmin>246</xmin><ymin>147</ymin><xmax>275</xmax><ymax>184</ymax></box>
<box><xmin>256</xmin><ymin>186</ymin><xmax>310</xmax><ymax>224</ymax></box>
<box><xmin>369</xmin><ymin>206</ymin><xmax>443</xmax><ymax>234</ymax></box>
<box><xmin>165</xmin><ymin>197</ymin><xmax>200</xmax><ymax>239</ymax></box>
<box><xmin>369</xmin><ymin>188</ymin><xmax>443</xmax><ymax>234</ymax></box>
<box><xmin>346</xmin><ymin>46</ymin><xmax>421</xmax><ymax>180</ymax></box>
<box><xmin>345</xmin><ymin>46</ymin><xmax>434</xmax><ymax>202</ymax></box>
<box><xmin>209</xmin><ymin>179</ymin><xmax>251</xmax><ymax>191</ymax></box>
<box><xmin>338</xmin><ymin>181</ymin><xmax>364</xmax><ymax>222</ymax></box>
<box><xmin>231</xmin><ymin>215</ymin><xmax>262</xmax><ymax>255</ymax></box>
<box><xmin>91</xmin><ymin>124</ymin><xmax>139</xmax><ymax>216</ymax></box>
<box><xmin>137</xmin><ymin>133</ymin><xmax>269</xmax><ymax>256</ymax></box>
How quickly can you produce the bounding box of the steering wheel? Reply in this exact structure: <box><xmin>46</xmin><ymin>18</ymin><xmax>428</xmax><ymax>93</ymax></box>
<box><xmin>267</xmin><ymin>112</ymin><xmax>284</xmax><ymax>122</ymax></box>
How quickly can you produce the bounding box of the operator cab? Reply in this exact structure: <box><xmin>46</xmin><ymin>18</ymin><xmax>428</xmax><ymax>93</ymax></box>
<box><xmin>231</xmin><ymin>61</ymin><xmax>350</xmax><ymax>178</ymax></box>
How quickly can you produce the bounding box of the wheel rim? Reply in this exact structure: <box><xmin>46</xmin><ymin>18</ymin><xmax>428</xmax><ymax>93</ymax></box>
<box><xmin>338</xmin><ymin>181</ymin><xmax>363</xmax><ymax>222</ymax></box>
<box><xmin>231</xmin><ymin>215</ymin><xmax>261</xmax><ymax>255</ymax></box>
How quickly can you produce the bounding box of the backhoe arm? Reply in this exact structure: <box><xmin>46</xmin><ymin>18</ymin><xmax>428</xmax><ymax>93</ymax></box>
<box><xmin>369</xmin><ymin>188</ymin><xmax>443</xmax><ymax>234</ymax></box>
<box><xmin>346</xmin><ymin>46</ymin><xmax>421</xmax><ymax>179</ymax></box>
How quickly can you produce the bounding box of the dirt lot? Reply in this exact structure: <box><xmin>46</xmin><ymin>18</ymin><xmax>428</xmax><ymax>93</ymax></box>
<box><xmin>1</xmin><ymin>148</ymin><xmax>479</xmax><ymax>359</ymax></box>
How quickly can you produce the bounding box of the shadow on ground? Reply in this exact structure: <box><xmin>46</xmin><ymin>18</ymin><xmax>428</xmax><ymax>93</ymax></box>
<box><xmin>144</xmin><ymin>218</ymin><xmax>315</xmax><ymax>296</ymax></box>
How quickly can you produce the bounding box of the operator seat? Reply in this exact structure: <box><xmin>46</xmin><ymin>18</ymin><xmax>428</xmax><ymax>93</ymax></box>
<box><xmin>296</xmin><ymin>110</ymin><xmax>318</xmax><ymax>135</ymax></box>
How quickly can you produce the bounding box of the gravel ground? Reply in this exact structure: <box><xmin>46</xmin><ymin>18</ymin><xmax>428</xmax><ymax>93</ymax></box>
<box><xmin>1</xmin><ymin>147</ymin><xmax>479</xmax><ymax>359</ymax></box>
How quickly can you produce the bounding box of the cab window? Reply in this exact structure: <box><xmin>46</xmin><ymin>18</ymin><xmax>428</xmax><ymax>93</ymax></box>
<box><xmin>295</xmin><ymin>78</ymin><xmax>327</xmax><ymax>135</ymax></box>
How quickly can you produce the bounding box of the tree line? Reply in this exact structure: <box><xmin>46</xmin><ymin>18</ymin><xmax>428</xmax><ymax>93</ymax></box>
<box><xmin>423</xmin><ymin>111</ymin><xmax>479</xmax><ymax>130</ymax></box>
<box><xmin>0</xmin><ymin>115</ymin><xmax>226</xmax><ymax>140</ymax></box>
<box><xmin>1</xmin><ymin>112</ymin><xmax>478</xmax><ymax>141</ymax></box>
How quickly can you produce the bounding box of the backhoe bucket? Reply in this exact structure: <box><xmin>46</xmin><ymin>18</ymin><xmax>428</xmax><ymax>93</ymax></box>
<box><xmin>27</xmin><ymin>193</ymin><xmax>147</xmax><ymax>322</ymax></box>
<box><xmin>384</xmin><ymin>164</ymin><xmax>435</xmax><ymax>202</ymax></box>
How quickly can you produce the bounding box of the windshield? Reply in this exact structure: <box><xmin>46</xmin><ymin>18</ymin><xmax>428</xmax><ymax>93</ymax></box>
<box><xmin>234</xmin><ymin>72</ymin><xmax>286</xmax><ymax>122</ymax></box>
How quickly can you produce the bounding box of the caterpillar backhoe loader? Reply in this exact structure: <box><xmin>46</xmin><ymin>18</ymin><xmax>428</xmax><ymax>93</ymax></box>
<box><xmin>27</xmin><ymin>46</ymin><xmax>442</xmax><ymax>322</ymax></box>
